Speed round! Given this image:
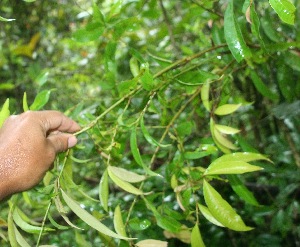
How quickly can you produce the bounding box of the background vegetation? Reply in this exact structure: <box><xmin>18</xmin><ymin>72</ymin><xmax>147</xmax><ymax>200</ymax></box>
<box><xmin>0</xmin><ymin>0</ymin><xmax>299</xmax><ymax>246</ymax></box>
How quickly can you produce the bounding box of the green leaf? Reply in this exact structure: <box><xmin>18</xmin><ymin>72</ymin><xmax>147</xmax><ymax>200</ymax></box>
<box><xmin>198</xmin><ymin>204</ymin><xmax>224</xmax><ymax>227</ymax></box>
<box><xmin>140</xmin><ymin>64</ymin><xmax>155</xmax><ymax>91</ymax></box>
<box><xmin>13</xmin><ymin>208</ymin><xmax>54</xmax><ymax>234</ymax></box>
<box><xmin>201</xmin><ymin>82</ymin><xmax>211</xmax><ymax>111</ymax></box>
<box><xmin>249</xmin><ymin>70</ymin><xmax>279</xmax><ymax>102</ymax></box>
<box><xmin>224</xmin><ymin>0</ymin><xmax>252</xmax><ymax>62</ymax></box>
<box><xmin>128</xmin><ymin>218</ymin><xmax>151</xmax><ymax>231</ymax></box>
<box><xmin>70</xmin><ymin>156</ymin><xmax>92</xmax><ymax>164</ymax></box>
<box><xmin>108</xmin><ymin>168</ymin><xmax>144</xmax><ymax>195</ymax></box>
<box><xmin>129</xmin><ymin>57</ymin><xmax>140</xmax><ymax>77</ymax></box>
<box><xmin>203</xmin><ymin>180</ymin><xmax>253</xmax><ymax>231</ymax></box>
<box><xmin>130</xmin><ymin>127</ymin><xmax>160</xmax><ymax>176</ymax></box>
<box><xmin>99</xmin><ymin>169</ymin><xmax>109</xmax><ymax>212</ymax></box>
<box><xmin>176</xmin><ymin>70</ymin><xmax>219</xmax><ymax>86</ymax></box>
<box><xmin>8</xmin><ymin>210</ymin><xmax>19</xmax><ymax>247</ymax></box>
<box><xmin>0</xmin><ymin>16</ymin><xmax>15</xmax><ymax>22</ymax></box>
<box><xmin>205</xmin><ymin>161</ymin><xmax>263</xmax><ymax>175</ymax></box>
<box><xmin>191</xmin><ymin>224</ymin><xmax>206</xmax><ymax>247</ymax></box>
<box><xmin>23</xmin><ymin>0</ymin><xmax>36</xmax><ymax>2</ymax></box>
<box><xmin>214</xmin><ymin>104</ymin><xmax>241</xmax><ymax>116</ymax></box>
<box><xmin>14</xmin><ymin>225</ymin><xmax>31</xmax><ymax>247</ymax></box>
<box><xmin>34</xmin><ymin>71</ymin><xmax>49</xmax><ymax>87</ymax></box>
<box><xmin>140</xmin><ymin>117</ymin><xmax>170</xmax><ymax>148</ymax></box>
<box><xmin>227</xmin><ymin>175</ymin><xmax>260</xmax><ymax>206</ymax></box>
<box><xmin>48</xmin><ymin>213</ymin><xmax>69</xmax><ymax>230</ymax></box>
<box><xmin>212</xmin><ymin>152</ymin><xmax>272</xmax><ymax>164</ymax></box>
<box><xmin>215</xmin><ymin>124</ymin><xmax>240</xmax><ymax>135</ymax></box>
<box><xmin>114</xmin><ymin>205</ymin><xmax>127</xmax><ymax>237</ymax></box>
<box><xmin>92</xmin><ymin>2</ymin><xmax>106</xmax><ymax>25</ymax></box>
<box><xmin>72</xmin><ymin>22</ymin><xmax>104</xmax><ymax>43</ymax></box>
<box><xmin>30</xmin><ymin>90</ymin><xmax>53</xmax><ymax>110</ymax></box>
<box><xmin>61</xmin><ymin>189</ymin><xmax>133</xmax><ymax>240</ymax></box>
<box><xmin>22</xmin><ymin>93</ymin><xmax>29</xmax><ymax>112</ymax></box>
<box><xmin>136</xmin><ymin>239</ymin><xmax>168</xmax><ymax>247</ymax></box>
<box><xmin>108</xmin><ymin>166</ymin><xmax>146</xmax><ymax>183</ymax></box>
<box><xmin>0</xmin><ymin>98</ymin><xmax>10</xmax><ymax>128</ymax></box>
<box><xmin>269</xmin><ymin>0</ymin><xmax>296</xmax><ymax>25</ymax></box>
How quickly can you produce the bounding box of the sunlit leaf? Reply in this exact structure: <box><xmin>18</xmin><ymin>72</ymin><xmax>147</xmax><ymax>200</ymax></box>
<box><xmin>30</xmin><ymin>90</ymin><xmax>53</xmax><ymax>110</ymax></box>
<box><xmin>191</xmin><ymin>224</ymin><xmax>205</xmax><ymax>247</ymax></box>
<box><xmin>213</xmin><ymin>152</ymin><xmax>272</xmax><ymax>164</ymax></box>
<box><xmin>224</xmin><ymin>0</ymin><xmax>252</xmax><ymax>62</ymax></box>
<box><xmin>8</xmin><ymin>210</ymin><xmax>18</xmax><ymax>247</ymax></box>
<box><xmin>14</xmin><ymin>225</ymin><xmax>31</xmax><ymax>247</ymax></box>
<box><xmin>136</xmin><ymin>239</ymin><xmax>168</xmax><ymax>247</ymax></box>
<box><xmin>203</xmin><ymin>180</ymin><xmax>253</xmax><ymax>231</ymax></box>
<box><xmin>113</xmin><ymin>205</ymin><xmax>127</xmax><ymax>237</ymax></box>
<box><xmin>214</xmin><ymin>104</ymin><xmax>241</xmax><ymax>116</ymax></box>
<box><xmin>108</xmin><ymin>168</ymin><xmax>144</xmax><ymax>195</ymax></box>
<box><xmin>61</xmin><ymin>189</ymin><xmax>134</xmax><ymax>239</ymax></box>
<box><xmin>108</xmin><ymin>166</ymin><xmax>146</xmax><ymax>183</ymax></box>
<box><xmin>0</xmin><ymin>16</ymin><xmax>15</xmax><ymax>22</ymax></box>
<box><xmin>22</xmin><ymin>93</ymin><xmax>29</xmax><ymax>112</ymax></box>
<box><xmin>215</xmin><ymin>124</ymin><xmax>240</xmax><ymax>135</ymax></box>
<box><xmin>34</xmin><ymin>71</ymin><xmax>49</xmax><ymax>87</ymax></box>
<box><xmin>205</xmin><ymin>160</ymin><xmax>263</xmax><ymax>175</ymax></box>
<box><xmin>0</xmin><ymin>98</ymin><xmax>10</xmax><ymax>128</ymax></box>
<box><xmin>269</xmin><ymin>0</ymin><xmax>296</xmax><ymax>25</ymax></box>
<box><xmin>99</xmin><ymin>169</ymin><xmax>109</xmax><ymax>212</ymax></box>
<box><xmin>199</xmin><ymin>204</ymin><xmax>224</xmax><ymax>227</ymax></box>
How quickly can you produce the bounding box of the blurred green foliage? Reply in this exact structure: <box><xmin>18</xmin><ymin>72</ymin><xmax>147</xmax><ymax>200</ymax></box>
<box><xmin>0</xmin><ymin>0</ymin><xmax>300</xmax><ymax>246</ymax></box>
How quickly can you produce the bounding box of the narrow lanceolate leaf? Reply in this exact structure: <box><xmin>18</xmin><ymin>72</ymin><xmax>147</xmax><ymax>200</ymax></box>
<box><xmin>13</xmin><ymin>208</ymin><xmax>54</xmax><ymax>234</ymax></box>
<box><xmin>14</xmin><ymin>225</ymin><xmax>31</xmax><ymax>247</ymax></box>
<box><xmin>213</xmin><ymin>124</ymin><xmax>238</xmax><ymax>150</ymax></box>
<box><xmin>191</xmin><ymin>224</ymin><xmax>206</xmax><ymax>247</ymax></box>
<box><xmin>204</xmin><ymin>160</ymin><xmax>263</xmax><ymax>175</ymax></box>
<box><xmin>108</xmin><ymin>166</ymin><xmax>146</xmax><ymax>183</ymax></box>
<box><xmin>0</xmin><ymin>99</ymin><xmax>10</xmax><ymax>128</ymax></box>
<box><xmin>22</xmin><ymin>93</ymin><xmax>29</xmax><ymax>112</ymax></box>
<box><xmin>8</xmin><ymin>211</ymin><xmax>18</xmax><ymax>247</ymax></box>
<box><xmin>140</xmin><ymin>118</ymin><xmax>170</xmax><ymax>148</ymax></box>
<box><xmin>215</xmin><ymin>124</ymin><xmax>240</xmax><ymax>135</ymax></box>
<box><xmin>108</xmin><ymin>168</ymin><xmax>144</xmax><ymax>195</ymax></box>
<box><xmin>214</xmin><ymin>104</ymin><xmax>241</xmax><ymax>116</ymax></box>
<box><xmin>99</xmin><ymin>169</ymin><xmax>109</xmax><ymax>212</ymax></box>
<box><xmin>113</xmin><ymin>205</ymin><xmax>127</xmax><ymax>237</ymax></box>
<box><xmin>30</xmin><ymin>90</ymin><xmax>52</xmax><ymax>110</ymax></box>
<box><xmin>212</xmin><ymin>152</ymin><xmax>272</xmax><ymax>164</ymax></box>
<box><xmin>224</xmin><ymin>0</ymin><xmax>252</xmax><ymax>62</ymax></box>
<box><xmin>0</xmin><ymin>16</ymin><xmax>15</xmax><ymax>22</ymax></box>
<box><xmin>269</xmin><ymin>0</ymin><xmax>296</xmax><ymax>25</ymax></box>
<box><xmin>130</xmin><ymin>127</ymin><xmax>161</xmax><ymax>176</ymax></box>
<box><xmin>61</xmin><ymin>189</ymin><xmax>134</xmax><ymax>240</ymax></box>
<box><xmin>198</xmin><ymin>204</ymin><xmax>224</xmax><ymax>227</ymax></box>
<box><xmin>201</xmin><ymin>82</ymin><xmax>211</xmax><ymax>111</ymax></box>
<box><xmin>228</xmin><ymin>175</ymin><xmax>260</xmax><ymax>206</ymax></box>
<box><xmin>210</xmin><ymin>119</ymin><xmax>231</xmax><ymax>154</ymax></box>
<box><xmin>130</xmin><ymin>57</ymin><xmax>140</xmax><ymax>77</ymax></box>
<box><xmin>136</xmin><ymin>239</ymin><xmax>168</xmax><ymax>247</ymax></box>
<box><xmin>203</xmin><ymin>180</ymin><xmax>253</xmax><ymax>231</ymax></box>
<box><xmin>249</xmin><ymin>70</ymin><xmax>279</xmax><ymax>102</ymax></box>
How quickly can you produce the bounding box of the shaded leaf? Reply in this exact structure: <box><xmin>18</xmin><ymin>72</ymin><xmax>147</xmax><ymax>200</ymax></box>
<box><xmin>61</xmin><ymin>189</ymin><xmax>133</xmax><ymax>239</ymax></box>
<box><xmin>99</xmin><ymin>169</ymin><xmax>109</xmax><ymax>212</ymax></box>
<box><xmin>113</xmin><ymin>205</ymin><xmax>127</xmax><ymax>237</ymax></box>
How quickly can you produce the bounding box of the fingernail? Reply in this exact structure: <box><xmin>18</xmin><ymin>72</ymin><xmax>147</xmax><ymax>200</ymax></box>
<box><xmin>68</xmin><ymin>136</ymin><xmax>78</xmax><ymax>148</ymax></box>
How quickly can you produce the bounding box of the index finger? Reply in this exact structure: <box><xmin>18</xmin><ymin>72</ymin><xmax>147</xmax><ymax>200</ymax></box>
<box><xmin>35</xmin><ymin>111</ymin><xmax>81</xmax><ymax>133</ymax></box>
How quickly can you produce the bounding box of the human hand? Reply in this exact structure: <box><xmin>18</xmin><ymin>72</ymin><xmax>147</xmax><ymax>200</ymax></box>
<box><xmin>0</xmin><ymin>111</ymin><xmax>80</xmax><ymax>200</ymax></box>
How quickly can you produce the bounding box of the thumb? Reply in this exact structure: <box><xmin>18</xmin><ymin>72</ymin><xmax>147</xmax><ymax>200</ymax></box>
<box><xmin>47</xmin><ymin>133</ymin><xmax>78</xmax><ymax>153</ymax></box>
